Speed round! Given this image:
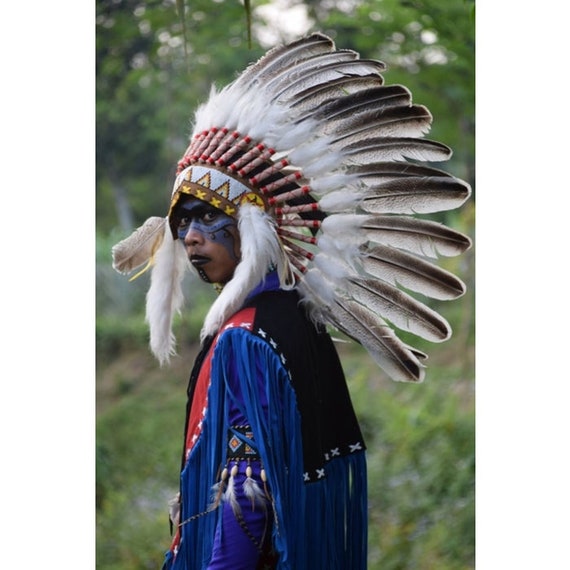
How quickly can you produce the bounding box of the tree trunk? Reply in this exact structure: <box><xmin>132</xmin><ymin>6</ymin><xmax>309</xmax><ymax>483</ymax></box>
<box><xmin>108</xmin><ymin>164</ymin><xmax>135</xmax><ymax>233</ymax></box>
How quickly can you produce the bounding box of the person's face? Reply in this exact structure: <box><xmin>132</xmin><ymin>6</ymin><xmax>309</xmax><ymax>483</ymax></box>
<box><xmin>175</xmin><ymin>197</ymin><xmax>241</xmax><ymax>284</ymax></box>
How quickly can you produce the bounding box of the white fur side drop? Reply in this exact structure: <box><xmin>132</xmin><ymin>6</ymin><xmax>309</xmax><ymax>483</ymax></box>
<box><xmin>201</xmin><ymin>204</ymin><xmax>290</xmax><ymax>341</ymax></box>
<box><xmin>145</xmin><ymin>225</ymin><xmax>190</xmax><ymax>365</ymax></box>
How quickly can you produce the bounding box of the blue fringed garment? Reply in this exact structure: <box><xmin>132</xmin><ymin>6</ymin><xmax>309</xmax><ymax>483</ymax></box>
<box><xmin>163</xmin><ymin>273</ymin><xmax>368</xmax><ymax>569</ymax></box>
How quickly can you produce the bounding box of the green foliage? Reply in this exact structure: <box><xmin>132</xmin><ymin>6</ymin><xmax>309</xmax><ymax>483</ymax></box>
<box><xmin>97</xmin><ymin>367</ymin><xmax>186</xmax><ymax>569</ymax></box>
<box><xmin>340</xmin><ymin>340</ymin><xmax>475</xmax><ymax>569</ymax></box>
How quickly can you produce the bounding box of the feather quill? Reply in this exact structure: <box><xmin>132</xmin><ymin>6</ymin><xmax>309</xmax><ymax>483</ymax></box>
<box><xmin>308</xmin><ymin>85</ymin><xmax>412</xmax><ymax>121</ymax></box>
<box><xmin>289</xmin><ymin>75</ymin><xmax>385</xmax><ymax>112</ymax></box>
<box><xmin>265</xmin><ymin>50</ymin><xmax>360</xmax><ymax>92</ymax></box>
<box><xmin>345</xmin><ymin>161</ymin><xmax>460</xmax><ymax>183</ymax></box>
<box><xmin>359</xmin><ymin>215</ymin><xmax>472</xmax><ymax>258</ymax></box>
<box><xmin>317</xmin><ymin>104</ymin><xmax>433</xmax><ymax>141</ymax></box>
<box><xmin>271</xmin><ymin>59</ymin><xmax>387</xmax><ymax>104</ymax></box>
<box><xmin>233</xmin><ymin>33</ymin><xmax>335</xmax><ymax>90</ymax></box>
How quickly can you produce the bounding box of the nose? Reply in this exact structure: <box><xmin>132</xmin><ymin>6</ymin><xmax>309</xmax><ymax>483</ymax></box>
<box><xmin>183</xmin><ymin>221</ymin><xmax>204</xmax><ymax>246</ymax></box>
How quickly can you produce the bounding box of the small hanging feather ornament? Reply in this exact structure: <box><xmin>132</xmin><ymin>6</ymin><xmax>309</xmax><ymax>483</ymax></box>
<box><xmin>224</xmin><ymin>463</ymin><xmax>241</xmax><ymax>516</ymax></box>
<box><xmin>243</xmin><ymin>463</ymin><xmax>268</xmax><ymax>511</ymax></box>
<box><xmin>210</xmin><ymin>466</ymin><xmax>229</xmax><ymax>510</ymax></box>
<box><xmin>168</xmin><ymin>492</ymin><xmax>180</xmax><ymax>528</ymax></box>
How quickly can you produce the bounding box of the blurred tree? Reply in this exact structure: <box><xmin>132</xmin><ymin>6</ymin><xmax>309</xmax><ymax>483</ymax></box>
<box><xmin>96</xmin><ymin>0</ymin><xmax>269</xmax><ymax>235</ymax></box>
<box><xmin>97</xmin><ymin>0</ymin><xmax>474</xmax><ymax>234</ymax></box>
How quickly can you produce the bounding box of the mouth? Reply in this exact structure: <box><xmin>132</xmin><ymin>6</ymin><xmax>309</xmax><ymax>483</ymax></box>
<box><xmin>190</xmin><ymin>254</ymin><xmax>210</xmax><ymax>267</ymax></box>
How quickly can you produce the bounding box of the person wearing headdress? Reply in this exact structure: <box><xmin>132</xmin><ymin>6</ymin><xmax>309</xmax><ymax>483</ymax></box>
<box><xmin>112</xmin><ymin>33</ymin><xmax>472</xmax><ymax>570</ymax></box>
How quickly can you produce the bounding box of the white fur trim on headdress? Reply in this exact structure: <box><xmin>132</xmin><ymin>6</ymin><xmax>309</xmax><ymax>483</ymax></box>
<box><xmin>200</xmin><ymin>203</ymin><xmax>293</xmax><ymax>341</ymax></box>
<box><xmin>145</xmin><ymin>223</ymin><xmax>190</xmax><ymax>365</ymax></box>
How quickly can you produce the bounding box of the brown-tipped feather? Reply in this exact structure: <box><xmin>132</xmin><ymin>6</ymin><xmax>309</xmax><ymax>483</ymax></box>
<box><xmin>235</xmin><ymin>33</ymin><xmax>335</xmax><ymax>89</ymax></box>
<box><xmin>330</xmin><ymin>299</ymin><xmax>425</xmax><ymax>382</ymax></box>
<box><xmin>339</xmin><ymin>137</ymin><xmax>452</xmax><ymax>164</ymax></box>
<box><xmin>360</xmin><ymin>215</ymin><xmax>472</xmax><ymax>258</ymax></box>
<box><xmin>346</xmin><ymin>277</ymin><xmax>451</xmax><ymax>342</ymax></box>
<box><xmin>359</xmin><ymin>243</ymin><xmax>466</xmax><ymax>300</ymax></box>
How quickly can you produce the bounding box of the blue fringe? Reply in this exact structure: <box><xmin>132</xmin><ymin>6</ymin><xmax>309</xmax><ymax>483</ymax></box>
<box><xmin>304</xmin><ymin>452</ymin><xmax>368</xmax><ymax>569</ymax></box>
<box><xmin>216</xmin><ymin>329</ymin><xmax>306</xmax><ymax>569</ymax></box>
<box><xmin>163</xmin><ymin>326</ymin><xmax>368</xmax><ymax>569</ymax></box>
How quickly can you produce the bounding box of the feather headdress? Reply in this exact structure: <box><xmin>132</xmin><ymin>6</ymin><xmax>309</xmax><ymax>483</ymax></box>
<box><xmin>112</xmin><ymin>32</ymin><xmax>472</xmax><ymax>382</ymax></box>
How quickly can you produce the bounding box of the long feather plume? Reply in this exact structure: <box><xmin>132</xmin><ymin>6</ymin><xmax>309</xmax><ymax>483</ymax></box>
<box><xmin>321</xmin><ymin>213</ymin><xmax>471</xmax><ymax>258</ymax></box>
<box><xmin>345</xmin><ymin>277</ymin><xmax>451</xmax><ymax>342</ymax></box>
<box><xmin>330</xmin><ymin>298</ymin><xmax>426</xmax><ymax>383</ymax></box>
<box><xmin>299</xmin><ymin>268</ymin><xmax>426</xmax><ymax>382</ymax></box>
<box><xmin>358</xmin><ymin>243</ymin><xmax>466</xmax><ymax>300</ymax></box>
<box><xmin>359</xmin><ymin>215</ymin><xmax>472</xmax><ymax>258</ymax></box>
<box><xmin>358</xmin><ymin>176</ymin><xmax>472</xmax><ymax>214</ymax></box>
<box><xmin>338</xmin><ymin>137</ymin><xmax>451</xmax><ymax>163</ymax></box>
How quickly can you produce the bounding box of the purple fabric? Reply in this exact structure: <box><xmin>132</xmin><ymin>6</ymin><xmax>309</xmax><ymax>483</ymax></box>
<box><xmin>206</xmin><ymin>320</ymin><xmax>272</xmax><ymax>568</ymax></box>
<box><xmin>207</xmin><ymin>460</ymin><xmax>272</xmax><ymax>570</ymax></box>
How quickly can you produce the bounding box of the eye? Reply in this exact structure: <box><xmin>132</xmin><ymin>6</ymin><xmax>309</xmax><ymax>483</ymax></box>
<box><xmin>177</xmin><ymin>216</ymin><xmax>190</xmax><ymax>238</ymax></box>
<box><xmin>202</xmin><ymin>210</ymin><xmax>218</xmax><ymax>223</ymax></box>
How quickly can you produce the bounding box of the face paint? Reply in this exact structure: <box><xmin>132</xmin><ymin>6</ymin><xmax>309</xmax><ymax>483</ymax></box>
<box><xmin>177</xmin><ymin>201</ymin><xmax>239</xmax><ymax>261</ymax></box>
<box><xmin>175</xmin><ymin>199</ymin><xmax>241</xmax><ymax>284</ymax></box>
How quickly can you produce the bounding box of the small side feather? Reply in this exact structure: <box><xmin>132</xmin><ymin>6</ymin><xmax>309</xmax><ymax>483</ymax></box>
<box><xmin>112</xmin><ymin>217</ymin><xmax>166</xmax><ymax>274</ymax></box>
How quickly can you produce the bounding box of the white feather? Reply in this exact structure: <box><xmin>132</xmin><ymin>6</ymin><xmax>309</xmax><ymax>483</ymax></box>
<box><xmin>145</xmin><ymin>227</ymin><xmax>190</xmax><ymax>365</ymax></box>
<box><xmin>201</xmin><ymin>204</ymin><xmax>291</xmax><ymax>340</ymax></box>
<box><xmin>310</xmin><ymin>172</ymin><xmax>359</xmax><ymax>195</ymax></box>
<box><xmin>318</xmin><ymin>188</ymin><xmax>362</xmax><ymax>211</ymax></box>
<box><xmin>312</xmin><ymin>252</ymin><xmax>352</xmax><ymax>281</ymax></box>
<box><xmin>302</xmin><ymin>151</ymin><xmax>344</xmax><ymax>178</ymax></box>
<box><xmin>316</xmin><ymin>234</ymin><xmax>352</xmax><ymax>258</ymax></box>
<box><xmin>296</xmin><ymin>268</ymin><xmax>338</xmax><ymax>326</ymax></box>
<box><xmin>320</xmin><ymin>214</ymin><xmax>366</xmax><ymax>238</ymax></box>
<box><xmin>286</xmin><ymin>134</ymin><xmax>331</xmax><ymax>165</ymax></box>
<box><xmin>268</xmin><ymin>119</ymin><xmax>317</xmax><ymax>151</ymax></box>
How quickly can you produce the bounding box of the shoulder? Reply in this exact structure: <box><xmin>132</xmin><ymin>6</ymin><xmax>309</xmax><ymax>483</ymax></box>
<box><xmin>246</xmin><ymin>288</ymin><xmax>310</xmax><ymax>329</ymax></box>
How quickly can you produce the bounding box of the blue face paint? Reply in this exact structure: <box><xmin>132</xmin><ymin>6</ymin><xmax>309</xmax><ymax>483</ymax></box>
<box><xmin>176</xmin><ymin>200</ymin><xmax>240</xmax><ymax>262</ymax></box>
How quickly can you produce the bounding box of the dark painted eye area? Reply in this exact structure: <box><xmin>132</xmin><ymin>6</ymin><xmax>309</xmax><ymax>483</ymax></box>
<box><xmin>175</xmin><ymin>200</ymin><xmax>235</xmax><ymax>241</ymax></box>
